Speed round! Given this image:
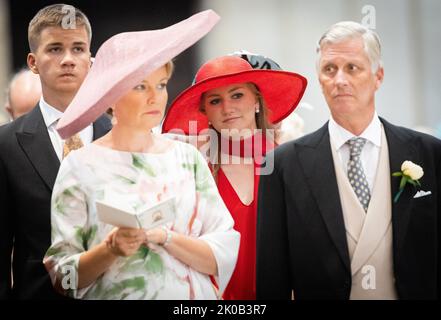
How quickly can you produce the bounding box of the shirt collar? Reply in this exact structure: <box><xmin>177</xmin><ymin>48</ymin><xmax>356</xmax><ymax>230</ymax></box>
<box><xmin>328</xmin><ymin>112</ymin><xmax>382</xmax><ymax>150</ymax></box>
<box><xmin>39</xmin><ymin>97</ymin><xmax>64</xmax><ymax>128</ymax></box>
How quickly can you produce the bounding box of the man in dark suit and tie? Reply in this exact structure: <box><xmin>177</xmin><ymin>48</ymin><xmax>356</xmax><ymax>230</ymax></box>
<box><xmin>0</xmin><ymin>4</ymin><xmax>111</xmax><ymax>299</ymax></box>
<box><xmin>256</xmin><ymin>21</ymin><xmax>440</xmax><ymax>300</ymax></box>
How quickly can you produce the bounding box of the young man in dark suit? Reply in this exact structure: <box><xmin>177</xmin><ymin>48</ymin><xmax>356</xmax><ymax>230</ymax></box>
<box><xmin>257</xmin><ymin>21</ymin><xmax>440</xmax><ymax>300</ymax></box>
<box><xmin>0</xmin><ymin>4</ymin><xmax>111</xmax><ymax>299</ymax></box>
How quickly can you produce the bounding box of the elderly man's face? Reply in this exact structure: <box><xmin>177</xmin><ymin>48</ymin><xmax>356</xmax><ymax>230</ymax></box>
<box><xmin>318</xmin><ymin>37</ymin><xmax>383</xmax><ymax>119</ymax></box>
<box><xmin>7</xmin><ymin>71</ymin><xmax>41</xmax><ymax>120</ymax></box>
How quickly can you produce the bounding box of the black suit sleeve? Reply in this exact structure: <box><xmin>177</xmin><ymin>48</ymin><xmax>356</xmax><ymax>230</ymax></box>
<box><xmin>0</xmin><ymin>153</ymin><xmax>13</xmax><ymax>299</ymax></box>
<box><xmin>256</xmin><ymin>155</ymin><xmax>292</xmax><ymax>299</ymax></box>
<box><xmin>437</xmin><ymin>155</ymin><xmax>441</xmax><ymax>300</ymax></box>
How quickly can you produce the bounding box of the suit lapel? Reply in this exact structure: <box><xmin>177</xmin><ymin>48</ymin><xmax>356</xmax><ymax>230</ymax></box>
<box><xmin>16</xmin><ymin>106</ymin><xmax>60</xmax><ymax>191</ymax></box>
<box><xmin>297</xmin><ymin>123</ymin><xmax>351</xmax><ymax>273</ymax></box>
<box><xmin>381</xmin><ymin>118</ymin><xmax>418</xmax><ymax>264</ymax></box>
<box><xmin>16</xmin><ymin>108</ymin><xmax>111</xmax><ymax>192</ymax></box>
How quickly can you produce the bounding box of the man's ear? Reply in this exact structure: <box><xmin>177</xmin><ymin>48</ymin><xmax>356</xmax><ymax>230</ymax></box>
<box><xmin>317</xmin><ymin>71</ymin><xmax>325</xmax><ymax>93</ymax></box>
<box><xmin>27</xmin><ymin>53</ymin><xmax>39</xmax><ymax>74</ymax></box>
<box><xmin>375</xmin><ymin>67</ymin><xmax>384</xmax><ymax>90</ymax></box>
<box><xmin>5</xmin><ymin>103</ymin><xmax>13</xmax><ymax>119</ymax></box>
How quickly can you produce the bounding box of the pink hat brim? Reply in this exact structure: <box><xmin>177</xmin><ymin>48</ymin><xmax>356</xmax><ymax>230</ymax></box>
<box><xmin>57</xmin><ymin>10</ymin><xmax>220</xmax><ymax>139</ymax></box>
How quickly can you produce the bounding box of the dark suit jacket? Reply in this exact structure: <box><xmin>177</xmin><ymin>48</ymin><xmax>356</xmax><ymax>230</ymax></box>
<box><xmin>0</xmin><ymin>105</ymin><xmax>111</xmax><ymax>299</ymax></box>
<box><xmin>256</xmin><ymin>118</ymin><xmax>440</xmax><ymax>300</ymax></box>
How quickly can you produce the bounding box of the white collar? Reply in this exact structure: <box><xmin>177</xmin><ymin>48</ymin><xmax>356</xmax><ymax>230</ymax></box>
<box><xmin>39</xmin><ymin>97</ymin><xmax>64</xmax><ymax>128</ymax></box>
<box><xmin>328</xmin><ymin>112</ymin><xmax>382</xmax><ymax>150</ymax></box>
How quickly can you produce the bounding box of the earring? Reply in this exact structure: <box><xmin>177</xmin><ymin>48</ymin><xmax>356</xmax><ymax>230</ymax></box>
<box><xmin>111</xmin><ymin>115</ymin><xmax>117</xmax><ymax>126</ymax></box>
<box><xmin>208</xmin><ymin>121</ymin><xmax>212</xmax><ymax>126</ymax></box>
<box><xmin>255</xmin><ymin>107</ymin><xmax>260</xmax><ymax>114</ymax></box>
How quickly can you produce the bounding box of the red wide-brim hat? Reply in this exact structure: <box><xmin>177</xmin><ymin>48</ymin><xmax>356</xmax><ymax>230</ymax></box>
<box><xmin>56</xmin><ymin>10</ymin><xmax>220</xmax><ymax>139</ymax></box>
<box><xmin>162</xmin><ymin>55</ymin><xmax>307</xmax><ymax>135</ymax></box>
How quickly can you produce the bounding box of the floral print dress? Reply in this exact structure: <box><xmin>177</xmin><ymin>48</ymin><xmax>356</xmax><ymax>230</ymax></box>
<box><xmin>44</xmin><ymin>140</ymin><xmax>239</xmax><ymax>300</ymax></box>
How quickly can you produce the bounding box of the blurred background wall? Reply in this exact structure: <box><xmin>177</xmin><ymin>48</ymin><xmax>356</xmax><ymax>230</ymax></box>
<box><xmin>1</xmin><ymin>0</ymin><xmax>440</xmax><ymax>137</ymax></box>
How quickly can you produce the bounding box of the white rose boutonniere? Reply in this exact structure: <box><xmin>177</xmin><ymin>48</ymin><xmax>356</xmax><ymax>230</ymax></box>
<box><xmin>392</xmin><ymin>160</ymin><xmax>424</xmax><ymax>203</ymax></box>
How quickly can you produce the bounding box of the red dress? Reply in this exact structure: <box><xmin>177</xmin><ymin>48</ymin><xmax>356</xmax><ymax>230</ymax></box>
<box><xmin>215</xmin><ymin>133</ymin><xmax>274</xmax><ymax>300</ymax></box>
<box><xmin>218</xmin><ymin>167</ymin><xmax>259</xmax><ymax>299</ymax></box>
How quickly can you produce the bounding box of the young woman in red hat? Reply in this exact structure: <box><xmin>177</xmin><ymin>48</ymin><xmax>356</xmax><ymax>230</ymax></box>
<box><xmin>162</xmin><ymin>54</ymin><xmax>307</xmax><ymax>299</ymax></box>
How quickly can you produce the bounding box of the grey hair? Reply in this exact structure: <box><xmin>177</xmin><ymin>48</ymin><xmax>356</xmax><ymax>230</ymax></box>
<box><xmin>316</xmin><ymin>21</ymin><xmax>382</xmax><ymax>73</ymax></box>
<box><xmin>6</xmin><ymin>68</ymin><xmax>33</xmax><ymax>104</ymax></box>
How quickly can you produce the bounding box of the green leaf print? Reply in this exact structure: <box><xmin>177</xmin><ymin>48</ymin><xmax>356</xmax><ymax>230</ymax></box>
<box><xmin>105</xmin><ymin>276</ymin><xmax>146</xmax><ymax>297</ymax></box>
<box><xmin>194</xmin><ymin>154</ymin><xmax>214</xmax><ymax>194</ymax></box>
<box><xmin>74</xmin><ymin>225</ymin><xmax>98</xmax><ymax>250</ymax></box>
<box><xmin>53</xmin><ymin>196</ymin><xmax>66</xmax><ymax>215</ymax></box>
<box><xmin>114</xmin><ymin>174</ymin><xmax>136</xmax><ymax>185</ymax></box>
<box><xmin>54</xmin><ymin>186</ymin><xmax>83</xmax><ymax>215</ymax></box>
<box><xmin>182</xmin><ymin>163</ymin><xmax>197</xmax><ymax>173</ymax></box>
<box><xmin>86</xmin><ymin>275</ymin><xmax>148</xmax><ymax>300</ymax></box>
<box><xmin>120</xmin><ymin>246</ymin><xmax>164</xmax><ymax>275</ymax></box>
<box><xmin>196</xmin><ymin>180</ymin><xmax>211</xmax><ymax>193</ymax></box>
<box><xmin>132</xmin><ymin>154</ymin><xmax>156</xmax><ymax>177</ymax></box>
<box><xmin>121</xmin><ymin>246</ymin><xmax>150</xmax><ymax>272</ymax></box>
<box><xmin>45</xmin><ymin>246</ymin><xmax>63</xmax><ymax>258</ymax></box>
<box><xmin>63</xmin><ymin>188</ymin><xmax>75</xmax><ymax>198</ymax></box>
<box><xmin>144</xmin><ymin>251</ymin><xmax>163</xmax><ymax>274</ymax></box>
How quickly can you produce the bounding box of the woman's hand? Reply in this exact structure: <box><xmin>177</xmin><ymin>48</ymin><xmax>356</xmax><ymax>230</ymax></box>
<box><xmin>78</xmin><ymin>227</ymin><xmax>146</xmax><ymax>288</ymax></box>
<box><xmin>144</xmin><ymin>227</ymin><xmax>168</xmax><ymax>250</ymax></box>
<box><xmin>144</xmin><ymin>227</ymin><xmax>218</xmax><ymax>275</ymax></box>
<box><xmin>104</xmin><ymin>227</ymin><xmax>147</xmax><ymax>257</ymax></box>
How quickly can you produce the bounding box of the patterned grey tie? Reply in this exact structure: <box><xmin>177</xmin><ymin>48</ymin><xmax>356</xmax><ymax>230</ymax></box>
<box><xmin>347</xmin><ymin>137</ymin><xmax>370</xmax><ymax>212</ymax></box>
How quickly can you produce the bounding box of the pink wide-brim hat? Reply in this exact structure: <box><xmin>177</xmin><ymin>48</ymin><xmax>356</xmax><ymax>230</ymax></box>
<box><xmin>56</xmin><ymin>10</ymin><xmax>220</xmax><ymax>139</ymax></box>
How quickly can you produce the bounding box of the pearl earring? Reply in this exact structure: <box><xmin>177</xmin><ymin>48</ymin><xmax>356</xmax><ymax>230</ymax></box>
<box><xmin>254</xmin><ymin>102</ymin><xmax>260</xmax><ymax>114</ymax></box>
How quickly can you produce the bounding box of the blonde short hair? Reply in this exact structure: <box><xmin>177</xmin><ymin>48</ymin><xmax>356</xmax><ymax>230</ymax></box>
<box><xmin>28</xmin><ymin>4</ymin><xmax>92</xmax><ymax>52</ymax></box>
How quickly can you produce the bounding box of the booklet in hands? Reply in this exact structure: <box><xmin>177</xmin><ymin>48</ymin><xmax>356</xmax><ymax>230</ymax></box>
<box><xmin>96</xmin><ymin>197</ymin><xmax>176</xmax><ymax>229</ymax></box>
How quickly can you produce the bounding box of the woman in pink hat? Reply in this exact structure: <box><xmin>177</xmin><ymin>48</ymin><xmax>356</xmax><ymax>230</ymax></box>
<box><xmin>43</xmin><ymin>11</ymin><xmax>240</xmax><ymax>300</ymax></box>
<box><xmin>162</xmin><ymin>54</ymin><xmax>307</xmax><ymax>299</ymax></box>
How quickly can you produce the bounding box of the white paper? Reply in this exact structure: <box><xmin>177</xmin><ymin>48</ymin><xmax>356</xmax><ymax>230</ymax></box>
<box><xmin>96</xmin><ymin>197</ymin><xmax>176</xmax><ymax>229</ymax></box>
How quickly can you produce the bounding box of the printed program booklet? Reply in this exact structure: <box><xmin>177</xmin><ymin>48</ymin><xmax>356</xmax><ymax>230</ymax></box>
<box><xmin>96</xmin><ymin>197</ymin><xmax>176</xmax><ymax>229</ymax></box>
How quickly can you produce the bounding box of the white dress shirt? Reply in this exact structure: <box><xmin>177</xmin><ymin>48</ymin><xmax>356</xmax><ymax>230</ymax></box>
<box><xmin>328</xmin><ymin>113</ymin><xmax>382</xmax><ymax>194</ymax></box>
<box><xmin>39</xmin><ymin>98</ymin><xmax>93</xmax><ymax>161</ymax></box>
